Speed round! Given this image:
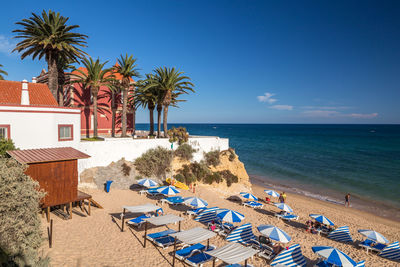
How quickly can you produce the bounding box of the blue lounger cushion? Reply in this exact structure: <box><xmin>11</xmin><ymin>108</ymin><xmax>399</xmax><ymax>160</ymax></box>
<box><xmin>153</xmin><ymin>236</ymin><xmax>179</xmax><ymax>248</ymax></box>
<box><xmin>185</xmin><ymin>252</ymin><xmax>213</xmax><ymax>266</ymax></box>
<box><xmin>245</xmin><ymin>201</ymin><xmax>263</xmax><ymax>207</ymax></box>
<box><xmin>146</xmin><ymin>229</ymin><xmax>176</xmax><ymax>242</ymax></box>
<box><xmin>175</xmin><ymin>243</ymin><xmax>206</xmax><ymax>260</ymax></box>
<box><xmin>127</xmin><ymin>214</ymin><xmax>150</xmax><ymax>226</ymax></box>
<box><xmin>316</xmin><ymin>261</ymin><xmax>332</xmax><ymax>267</ymax></box>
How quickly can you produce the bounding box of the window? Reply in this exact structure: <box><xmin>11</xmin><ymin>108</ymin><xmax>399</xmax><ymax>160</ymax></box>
<box><xmin>58</xmin><ymin>125</ymin><xmax>73</xmax><ymax>141</ymax></box>
<box><xmin>0</xmin><ymin>125</ymin><xmax>10</xmax><ymax>139</ymax></box>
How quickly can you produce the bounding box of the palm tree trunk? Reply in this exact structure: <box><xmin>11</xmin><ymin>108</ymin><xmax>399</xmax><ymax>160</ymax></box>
<box><xmin>149</xmin><ymin>106</ymin><xmax>154</xmax><ymax>136</ymax></box>
<box><xmin>163</xmin><ymin>105</ymin><xmax>169</xmax><ymax>137</ymax></box>
<box><xmin>93</xmin><ymin>92</ymin><xmax>98</xmax><ymax>138</ymax></box>
<box><xmin>157</xmin><ymin>104</ymin><xmax>162</xmax><ymax>138</ymax></box>
<box><xmin>111</xmin><ymin>90</ymin><xmax>116</xmax><ymax>137</ymax></box>
<box><xmin>47</xmin><ymin>54</ymin><xmax>59</xmax><ymax>102</ymax></box>
<box><xmin>57</xmin><ymin>85</ymin><xmax>64</xmax><ymax>106</ymax></box>
<box><xmin>131</xmin><ymin>107</ymin><xmax>136</xmax><ymax>136</ymax></box>
<box><xmin>84</xmin><ymin>108</ymin><xmax>90</xmax><ymax>138</ymax></box>
<box><xmin>121</xmin><ymin>88</ymin><xmax>128</xmax><ymax>137</ymax></box>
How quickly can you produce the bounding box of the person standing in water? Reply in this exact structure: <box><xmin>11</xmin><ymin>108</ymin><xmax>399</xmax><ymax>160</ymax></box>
<box><xmin>345</xmin><ymin>193</ymin><xmax>351</xmax><ymax>207</ymax></box>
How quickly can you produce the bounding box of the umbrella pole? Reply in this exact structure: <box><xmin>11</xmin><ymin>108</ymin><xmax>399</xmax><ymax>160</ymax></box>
<box><xmin>212</xmin><ymin>258</ymin><xmax>216</xmax><ymax>267</ymax></box>
<box><xmin>245</xmin><ymin>259</ymin><xmax>248</xmax><ymax>267</ymax></box>
<box><xmin>172</xmin><ymin>239</ymin><xmax>177</xmax><ymax>267</ymax></box>
<box><xmin>121</xmin><ymin>208</ymin><xmax>126</xmax><ymax>232</ymax></box>
<box><xmin>207</xmin><ymin>239</ymin><xmax>210</xmax><ymax>249</ymax></box>
<box><xmin>178</xmin><ymin>221</ymin><xmax>181</xmax><ymax>232</ymax></box>
<box><xmin>143</xmin><ymin>221</ymin><xmax>148</xmax><ymax>248</ymax></box>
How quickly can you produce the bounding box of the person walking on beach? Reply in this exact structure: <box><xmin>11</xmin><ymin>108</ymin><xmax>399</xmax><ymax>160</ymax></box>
<box><xmin>345</xmin><ymin>193</ymin><xmax>350</xmax><ymax>207</ymax></box>
<box><xmin>282</xmin><ymin>192</ymin><xmax>287</xmax><ymax>203</ymax></box>
<box><xmin>279</xmin><ymin>193</ymin><xmax>284</xmax><ymax>203</ymax></box>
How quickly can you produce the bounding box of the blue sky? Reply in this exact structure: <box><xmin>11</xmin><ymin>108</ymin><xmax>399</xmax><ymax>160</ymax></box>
<box><xmin>1</xmin><ymin>0</ymin><xmax>399</xmax><ymax>123</ymax></box>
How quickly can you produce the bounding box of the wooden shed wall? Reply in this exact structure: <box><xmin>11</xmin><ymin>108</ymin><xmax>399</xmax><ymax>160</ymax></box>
<box><xmin>25</xmin><ymin>159</ymin><xmax>78</xmax><ymax>207</ymax></box>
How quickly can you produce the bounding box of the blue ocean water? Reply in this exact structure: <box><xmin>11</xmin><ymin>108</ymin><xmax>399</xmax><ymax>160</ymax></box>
<box><xmin>136</xmin><ymin>124</ymin><xmax>400</xmax><ymax>212</ymax></box>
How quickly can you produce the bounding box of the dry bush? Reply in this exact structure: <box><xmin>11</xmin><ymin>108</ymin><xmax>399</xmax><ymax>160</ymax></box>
<box><xmin>134</xmin><ymin>146</ymin><xmax>173</xmax><ymax>178</ymax></box>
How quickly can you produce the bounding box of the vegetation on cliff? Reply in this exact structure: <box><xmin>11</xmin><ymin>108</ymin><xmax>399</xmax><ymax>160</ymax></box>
<box><xmin>134</xmin><ymin>146</ymin><xmax>173</xmax><ymax>178</ymax></box>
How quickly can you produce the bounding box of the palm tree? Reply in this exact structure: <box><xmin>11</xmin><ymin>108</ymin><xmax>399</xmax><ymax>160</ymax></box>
<box><xmin>0</xmin><ymin>64</ymin><xmax>7</xmax><ymax>80</ymax></box>
<box><xmin>13</xmin><ymin>10</ymin><xmax>87</xmax><ymax>104</ymax></box>
<box><xmin>113</xmin><ymin>54</ymin><xmax>140</xmax><ymax>137</ymax></box>
<box><xmin>104</xmin><ymin>81</ymin><xmax>122</xmax><ymax>137</ymax></box>
<box><xmin>145</xmin><ymin>67</ymin><xmax>194</xmax><ymax>137</ymax></box>
<box><xmin>72</xmin><ymin>57</ymin><xmax>114</xmax><ymax>138</ymax></box>
<box><xmin>133</xmin><ymin>75</ymin><xmax>159</xmax><ymax>136</ymax></box>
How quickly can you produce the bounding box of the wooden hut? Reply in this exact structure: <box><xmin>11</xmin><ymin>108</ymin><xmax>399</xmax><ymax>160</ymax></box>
<box><xmin>7</xmin><ymin>147</ymin><xmax>93</xmax><ymax>221</ymax></box>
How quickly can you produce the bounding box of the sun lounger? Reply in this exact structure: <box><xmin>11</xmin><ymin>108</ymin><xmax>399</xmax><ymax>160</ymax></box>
<box><xmin>226</xmin><ymin>223</ymin><xmax>259</xmax><ymax>247</ymax></box>
<box><xmin>146</xmin><ymin>229</ymin><xmax>177</xmax><ymax>242</ymax></box>
<box><xmin>160</xmin><ymin>196</ymin><xmax>184</xmax><ymax>205</ymax></box>
<box><xmin>359</xmin><ymin>239</ymin><xmax>387</xmax><ymax>253</ymax></box>
<box><xmin>127</xmin><ymin>214</ymin><xmax>150</xmax><ymax>228</ymax></box>
<box><xmin>243</xmin><ymin>201</ymin><xmax>263</xmax><ymax>209</ymax></box>
<box><xmin>258</xmin><ymin>247</ymin><xmax>276</xmax><ymax>261</ymax></box>
<box><xmin>152</xmin><ymin>235</ymin><xmax>181</xmax><ymax>249</ymax></box>
<box><xmin>270</xmin><ymin>244</ymin><xmax>307</xmax><ymax>267</ymax></box>
<box><xmin>314</xmin><ymin>260</ymin><xmax>332</xmax><ymax>267</ymax></box>
<box><xmin>282</xmin><ymin>214</ymin><xmax>299</xmax><ymax>221</ymax></box>
<box><xmin>184</xmin><ymin>247</ymin><xmax>216</xmax><ymax>266</ymax></box>
<box><xmin>218</xmin><ymin>222</ymin><xmax>236</xmax><ymax>237</ymax></box>
<box><xmin>186</xmin><ymin>207</ymin><xmax>207</xmax><ymax>217</ymax></box>
<box><xmin>175</xmin><ymin>243</ymin><xmax>207</xmax><ymax>260</ymax></box>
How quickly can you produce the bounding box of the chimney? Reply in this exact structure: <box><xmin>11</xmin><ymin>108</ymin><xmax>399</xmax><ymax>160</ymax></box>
<box><xmin>21</xmin><ymin>79</ymin><xmax>30</xmax><ymax>105</ymax></box>
<box><xmin>32</xmin><ymin>77</ymin><xmax>37</xmax><ymax>83</ymax></box>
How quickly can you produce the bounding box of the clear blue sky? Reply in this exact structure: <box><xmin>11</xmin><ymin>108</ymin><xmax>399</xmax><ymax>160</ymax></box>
<box><xmin>1</xmin><ymin>0</ymin><xmax>399</xmax><ymax>123</ymax></box>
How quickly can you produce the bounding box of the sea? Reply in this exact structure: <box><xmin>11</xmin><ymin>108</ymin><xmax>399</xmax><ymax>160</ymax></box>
<box><xmin>136</xmin><ymin>123</ymin><xmax>400</xmax><ymax>221</ymax></box>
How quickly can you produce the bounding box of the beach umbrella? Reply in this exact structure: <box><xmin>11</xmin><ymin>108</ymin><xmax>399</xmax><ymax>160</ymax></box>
<box><xmin>264</xmin><ymin>189</ymin><xmax>280</xmax><ymax>198</ymax></box>
<box><xmin>240</xmin><ymin>192</ymin><xmax>258</xmax><ymax>201</ymax></box>
<box><xmin>257</xmin><ymin>224</ymin><xmax>291</xmax><ymax>243</ymax></box>
<box><xmin>156</xmin><ymin>186</ymin><xmax>180</xmax><ymax>196</ymax></box>
<box><xmin>183</xmin><ymin>196</ymin><xmax>208</xmax><ymax>208</ymax></box>
<box><xmin>137</xmin><ymin>178</ymin><xmax>158</xmax><ymax>188</ymax></box>
<box><xmin>217</xmin><ymin>209</ymin><xmax>245</xmax><ymax>223</ymax></box>
<box><xmin>358</xmin><ymin>230</ymin><xmax>389</xmax><ymax>244</ymax></box>
<box><xmin>274</xmin><ymin>203</ymin><xmax>293</xmax><ymax>213</ymax></box>
<box><xmin>309</xmin><ymin>214</ymin><xmax>335</xmax><ymax>226</ymax></box>
<box><xmin>312</xmin><ymin>246</ymin><xmax>357</xmax><ymax>267</ymax></box>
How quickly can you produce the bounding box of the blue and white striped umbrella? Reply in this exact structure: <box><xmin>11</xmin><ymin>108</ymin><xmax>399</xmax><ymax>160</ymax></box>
<box><xmin>217</xmin><ymin>209</ymin><xmax>245</xmax><ymax>223</ymax></box>
<box><xmin>183</xmin><ymin>196</ymin><xmax>208</xmax><ymax>208</ymax></box>
<box><xmin>309</xmin><ymin>214</ymin><xmax>335</xmax><ymax>226</ymax></box>
<box><xmin>156</xmin><ymin>186</ymin><xmax>180</xmax><ymax>196</ymax></box>
<box><xmin>264</xmin><ymin>189</ymin><xmax>280</xmax><ymax>198</ymax></box>
<box><xmin>274</xmin><ymin>203</ymin><xmax>293</xmax><ymax>213</ymax></box>
<box><xmin>137</xmin><ymin>178</ymin><xmax>158</xmax><ymax>188</ymax></box>
<box><xmin>358</xmin><ymin>229</ymin><xmax>389</xmax><ymax>244</ymax></box>
<box><xmin>240</xmin><ymin>192</ymin><xmax>258</xmax><ymax>201</ymax></box>
<box><xmin>257</xmin><ymin>224</ymin><xmax>292</xmax><ymax>243</ymax></box>
<box><xmin>312</xmin><ymin>246</ymin><xmax>356</xmax><ymax>267</ymax></box>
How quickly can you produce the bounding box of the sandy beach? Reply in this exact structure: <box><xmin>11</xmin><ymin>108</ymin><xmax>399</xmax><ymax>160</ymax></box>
<box><xmin>41</xmin><ymin>184</ymin><xmax>400</xmax><ymax>267</ymax></box>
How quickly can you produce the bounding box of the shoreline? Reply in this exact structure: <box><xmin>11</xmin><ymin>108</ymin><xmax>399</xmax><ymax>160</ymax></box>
<box><xmin>249</xmin><ymin>174</ymin><xmax>400</xmax><ymax>223</ymax></box>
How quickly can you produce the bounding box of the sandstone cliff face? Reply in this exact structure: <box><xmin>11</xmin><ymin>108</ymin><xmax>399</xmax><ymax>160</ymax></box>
<box><xmin>171</xmin><ymin>149</ymin><xmax>252</xmax><ymax>195</ymax></box>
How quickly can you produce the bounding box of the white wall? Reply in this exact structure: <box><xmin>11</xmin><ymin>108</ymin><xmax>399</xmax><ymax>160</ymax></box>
<box><xmin>76</xmin><ymin>136</ymin><xmax>229</xmax><ymax>179</ymax></box>
<box><xmin>0</xmin><ymin>105</ymin><xmax>81</xmax><ymax>149</ymax></box>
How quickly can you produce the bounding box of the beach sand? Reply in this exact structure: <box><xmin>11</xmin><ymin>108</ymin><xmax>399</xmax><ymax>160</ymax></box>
<box><xmin>41</xmin><ymin>184</ymin><xmax>400</xmax><ymax>267</ymax></box>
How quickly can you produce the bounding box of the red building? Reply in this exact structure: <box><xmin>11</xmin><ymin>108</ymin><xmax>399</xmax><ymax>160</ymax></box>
<box><xmin>38</xmin><ymin>66</ymin><xmax>135</xmax><ymax>137</ymax></box>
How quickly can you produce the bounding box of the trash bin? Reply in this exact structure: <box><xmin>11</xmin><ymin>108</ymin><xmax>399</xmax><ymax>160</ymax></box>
<box><xmin>105</xmin><ymin>180</ymin><xmax>113</xmax><ymax>193</ymax></box>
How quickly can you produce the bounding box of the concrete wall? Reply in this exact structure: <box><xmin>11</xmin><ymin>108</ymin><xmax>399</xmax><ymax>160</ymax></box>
<box><xmin>0</xmin><ymin>105</ymin><xmax>81</xmax><ymax>149</ymax></box>
<box><xmin>76</xmin><ymin>136</ymin><xmax>229</xmax><ymax>179</ymax></box>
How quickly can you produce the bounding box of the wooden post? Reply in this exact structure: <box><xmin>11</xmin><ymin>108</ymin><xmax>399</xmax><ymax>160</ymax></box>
<box><xmin>143</xmin><ymin>221</ymin><xmax>148</xmax><ymax>248</ymax></box>
<box><xmin>207</xmin><ymin>239</ymin><xmax>210</xmax><ymax>249</ymax></box>
<box><xmin>88</xmin><ymin>199</ymin><xmax>91</xmax><ymax>216</ymax></box>
<box><xmin>47</xmin><ymin>219</ymin><xmax>53</xmax><ymax>248</ymax></box>
<box><xmin>178</xmin><ymin>221</ymin><xmax>181</xmax><ymax>232</ymax></box>
<box><xmin>69</xmin><ymin>202</ymin><xmax>72</xmax><ymax>219</ymax></box>
<box><xmin>212</xmin><ymin>258</ymin><xmax>216</xmax><ymax>267</ymax></box>
<box><xmin>172</xmin><ymin>238</ymin><xmax>177</xmax><ymax>267</ymax></box>
<box><xmin>121</xmin><ymin>208</ymin><xmax>126</xmax><ymax>232</ymax></box>
<box><xmin>46</xmin><ymin>206</ymin><xmax>50</xmax><ymax>223</ymax></box>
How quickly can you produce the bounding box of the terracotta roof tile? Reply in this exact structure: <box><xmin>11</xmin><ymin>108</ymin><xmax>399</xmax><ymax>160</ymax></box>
<box><xmin>7</xmin><ymin>147</ymin><xmax>90</xmax><ymax>164</ymax></box>
<box><xmin>0</xmin><ymin>80</ymin><xmax>57</xmax><ymax>106</ymax></box>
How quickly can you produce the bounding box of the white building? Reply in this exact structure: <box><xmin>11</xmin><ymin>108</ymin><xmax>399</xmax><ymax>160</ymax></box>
<box><xmin>0</xmin><ymin>79</ymin><xmax>81</xmax><ymax>149</ymax></box>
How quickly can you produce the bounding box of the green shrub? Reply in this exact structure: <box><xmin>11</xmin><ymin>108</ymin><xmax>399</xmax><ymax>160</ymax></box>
<box><xmin>190</xmin><ymin>162</ymin><xmax>211</xmax><ymax>182</ymax></box>
<box><xmin>0</xmin><ymin>139</ymin><xmax>17</xmax><ymax>157</ymax></box>
<box><xmin>174</xmin><ymin>144</ymin><xmax>196</xmax><ymax>161</ymax></box>
<box><xmin>134</xmin><ymin>146</ymin><xmax>173</xmax><ymax>178</ymax></box>
<box><xmin>174</xmin><ymin>173</ymin><xmax>185</xmax><ymax>183</ymax></box>
<box><xmin>228</xmin><ymin>148</ymin><xmax>236</xmax><ymax>161</ymax></box>
<box><xmin>217</xmin><ymin>170</ymin><xmax>239</xmax><ymax>187</ymax></box>
<box><xmin>204</xmin><ymin>172</ymin><xmax>222</xmax><ymax>184</ymax></box>
<box><xmin>204</xmin><ymin>150</ymin><xmax>220</xmax><ymax>167</ymax></box>
<box><xmin>121</xmin><ymin>162</ymin><xmax>131</xmax><ymax>176</ymax></box>
<box><xmin>0</xmin><ymin>157</ymin><xmax>47</xmax><ymax>266</ymax></box>
<box><xmin>168</xmin><ymin>127</ymin><xmax>189</xmax><ymax>145</ymax></box>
